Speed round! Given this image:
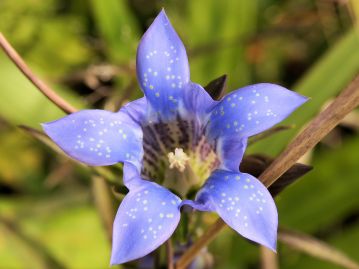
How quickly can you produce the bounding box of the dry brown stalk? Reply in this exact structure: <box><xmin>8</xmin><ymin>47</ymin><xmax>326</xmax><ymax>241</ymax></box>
<box><xmin>0</xmin><ymin>33</ymin><xmax>77</xmax><ymax>114</ymax></box>
<box><xmin>260</xmin><ymin>246</ymin><xmax>279</xmax><ymax>269</ymax></box>
<box><xmin>92</xmin><ymin>176</ymin><xmax>115</xmax><ymax>242</ymax></box>
<box><xmin>166</xmin><ymin>239</ymin><xmax>174</xmax><ymax>269</ymax></box>
<box><xmin>278</xmin><ymin>227</ymin><xmax>359</xmax><ymax>269</ymax></box>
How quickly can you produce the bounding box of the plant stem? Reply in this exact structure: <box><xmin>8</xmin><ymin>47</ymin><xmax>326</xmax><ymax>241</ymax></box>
<box><xmin>175</xmin><ymin>218</ymin><xmax>227</xmax><ymax>269</ymax></box>
<box><xmin>175</xmin><ymin>74</ymin><xmax>359</xmax><ymax>269</ymax></box>
<box><xmin>278</xmin><ymin>227</ymin><xmax>359</xmax><ymax>269</ymax></box>
<box><xmin>260</xmin><ymin>246</ymin><xmax>278</xmax><ymax>269</ymax></box>
<box><xmin>0</xmin><ymin>33</ymin><xmax>77</xmax><ymax>114</ymax></box>
<box><xmin>92</xmin><ymin>175</ymin><xmax>115</xmax><ymax>242</ymax></box>
<box><xmin>166</xmin><ymin>239</ymin><xmax>174</xmax><ymax>269</ymax></box>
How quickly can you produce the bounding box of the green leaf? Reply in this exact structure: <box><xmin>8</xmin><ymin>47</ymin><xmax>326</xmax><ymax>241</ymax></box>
<box><xmin>181</xmin><ymin>0</ymin><xmax>258</xmax><ymax>87</ymax></box>
<box><xmin>0</xmin><ymin>193</ymin><xmax>112</xmax><ymax>268</ymax></box>
<box><xmin>277</xmin><ymin>135</ymin><xmax>359</xmax><ymax>232</ymax></box>
<box><xmin>90</xmin><ymin>0</ymin><xmax>140</xmax><ymax>62</ymax></box>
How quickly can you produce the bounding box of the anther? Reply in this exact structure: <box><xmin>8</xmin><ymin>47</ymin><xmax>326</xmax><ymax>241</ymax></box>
<box><xmin>167</xmin><ymin>148</ymin><xmax>189</xmax><ymax>172</ymax></box>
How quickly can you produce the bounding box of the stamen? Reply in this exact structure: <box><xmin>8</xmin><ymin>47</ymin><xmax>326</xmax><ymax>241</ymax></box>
<box><xmin>167</xmin><ymin>148</ymin><xmax>190</xmax><ymax>172</ymax></box>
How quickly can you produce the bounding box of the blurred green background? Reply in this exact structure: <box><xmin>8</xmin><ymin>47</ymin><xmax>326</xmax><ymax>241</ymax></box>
<box><xmin>1</xmin><ymin>0</ymin><xmax>359</xmax><ymax>268</ymax></box>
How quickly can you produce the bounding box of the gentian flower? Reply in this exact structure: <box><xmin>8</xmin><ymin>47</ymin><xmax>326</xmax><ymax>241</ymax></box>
<box><xmin>42</xmin><ymin>10</ymin><xmax>307</xmax><ymax>265</ymax></box>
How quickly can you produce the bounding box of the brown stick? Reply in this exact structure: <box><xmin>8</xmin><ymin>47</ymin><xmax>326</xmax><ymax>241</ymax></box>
<box><xmin>0</xmin><ymin>33</ymin><xmax>77</xmax><ymax>114</ymax></box>
<box><xmin>175</xmin><ymin>74</ymin><xmax>359</xmax><ymax>269</ymax></box>
<box><xmin>166</xmin><ymin>239</ymin><xmax>174</xmax><ymax>269</ymax></box>
<box><xmin>175</xmin><ymin>218</ymin><xmax>226</xmax><ymax>269</ymax></box>
<box><xmin>260</xmin><ymin>246</ymin><xmax>279</xmax><ymax>269</ymax></box>
<box><xmin>278</xmin><ymin>227</ymin><xmax>359</xmax><ymax>269</ymax></box>
<box><xmin>92</xmin><ymin>176</ymin><xmax>115</xmax><ymax>242</ymax></box>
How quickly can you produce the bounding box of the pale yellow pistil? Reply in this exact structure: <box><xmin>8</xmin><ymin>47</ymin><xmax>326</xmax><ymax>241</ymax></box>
<box><xmin>167</xmin><ymin>148</ymin><xmax>190</xmax><ymax>172</ymax></box>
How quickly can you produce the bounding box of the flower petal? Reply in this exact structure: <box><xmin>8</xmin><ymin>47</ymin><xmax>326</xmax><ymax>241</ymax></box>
<box><xmin>42</xmin><ymin>110</ymin><xmax>143</xmax><ymax>168</ymax></box>
<box><xmin>181</xmin><ymin>82</ymin><xmax>217</xmax><ymax>120</ymax></box>
<box><xmin>207</xmin><ymin>83</ymin><xmax>308</xmax><ymax>140</ymax></box>
<box><xmin>111</xmin><ymin>179</ymin><xmax>181</xmax><ymax>265</ymax></box>
<box><xmin>136</xmin><ymin>10</ymin><xmax>190</xmax><ymax>120</ymax></box>
<box><xmin>188</xmin><ymin>170</ymin><xmax>278</xmax><ymax>251</ymax></box>
<box><xmin>216</xmin><ymin>137</ymin><xmax>247</xmax><ymax>171</ymax></box>
<box><xmin>119</xmin><ymin>97</ymin><xmax>148</xmax><ymax>125</ymax></box>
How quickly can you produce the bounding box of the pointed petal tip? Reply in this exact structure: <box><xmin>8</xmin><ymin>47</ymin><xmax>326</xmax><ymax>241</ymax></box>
<box><xmin>295</xmin><ymin>91</ymin><xmax>310</xmax><ymax>105</ymax></box>
<box><xmin>109</xmin><ymin>256</ymin><xmax>119</xmax><ymax>266</ymax></box>
<box><xmin>40</xmin><ymin>122</ymin><xmax>47</xmax><ymax>131</ymax></box>
<box><xmin>286</xmin><ymin>90</ymin><xmax>309</xmax><ymax>111</ymax></box>
<box><xmin>261</xmin><ymin>82</ymin><xmax>309</xmax><ymax>104</ymax></box>
<box><xmin>261</xmin><ymin>237</ymin><xmax>277</xmax><ymax>253</ymax></box>
<box><xmin>159</xmin><ymin>8</ymin><xmax>167</xmax><ymax>16</ymax></box>
<box><xmin>109</xmin><ymin>242</ymin><xmax>143</xmax><ymax>265</ymax></box>
<box><xmin>109</xmin><ymin>254</ymin><xmax>129</xmax><ymax>266</ymax></box>
<box><xmin>152</xmin><ymin>9</ymin><xmax>170</xmax><ymax>28</ymax></box>
<box><xmin>229</xmin><ymin>219</ymin><xmax>278</xmax><ymax>254</ymax></box>
<box><xmin>41</xmin><ymin>122</ymin><xmax>48</xmax><ymax>128</ymax></box>
<box><xmin>241</xmin><ymin>228</ymin><xmax>277</xmax><ymax>253</ymax></box>
<box><xmin>138</xmin><ymin>9</ymin><xmax>173</xmax><ymax>49</ymax></box>
<box><xmin>41</xmin><ymin>121</ymin><xmax>53</xmax><ymax>136</ymax></box>
<box><xmin>41</xmin><ymin>120</ymin><xmax>63</xmax><ymax>135</ymax></box>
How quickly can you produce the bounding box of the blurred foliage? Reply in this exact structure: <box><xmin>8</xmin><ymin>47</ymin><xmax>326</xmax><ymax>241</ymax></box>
<box><xmin>0</xmin><ymin>0</ymin><xmax>359</xmax><ymax>268</ymax></box>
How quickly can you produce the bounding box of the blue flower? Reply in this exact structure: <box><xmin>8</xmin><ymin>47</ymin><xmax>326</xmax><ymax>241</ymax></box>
<box><xmin>42</xmin><ymin>10</ymin><xmax>307</xmax><ymax>265</ymax></box>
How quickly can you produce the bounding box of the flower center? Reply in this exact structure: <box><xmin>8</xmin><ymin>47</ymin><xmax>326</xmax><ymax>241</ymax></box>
<box><xmin>168</xmin><ymin>148</ymin><xmax>189</xmax><ymax>172</ymax></box>
<box><xmin>140</xmin><ymin>117</ymin><xmax>220</xmax><ymax>197</ymax></box>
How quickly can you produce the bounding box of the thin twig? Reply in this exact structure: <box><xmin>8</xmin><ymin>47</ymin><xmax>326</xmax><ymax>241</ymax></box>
<box><xmin>0</xmin><ymin>33</ymin><xmax>77</xmax><ymax>114</ymax></box>
<box><xmin>92</xmin><ymin>176</ymin><xmax>115</xmax><ymax>242</ymax></box>
<box><xmin>260</xmin><ymin>246</ymin><xmax>278</xmax><ymax>269</ymax></box>
<box><xmin>175</xmin><ymin>218</ymin><xmax>227</xmax><ymax>269</ymax></box>
<box><xmin>175</xmin><ymin>75</ymin><xmax>359</xmax><ymax>269</ymax></box>
<box><xmin>166</xmin><ymin>239</ymin><xmax>174</xmax><ymax>269</ymax></box>
<box><xmin>278</xmin><ymin>227</ymin><xmax>359</xmax><ymax>269</ymax></box>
